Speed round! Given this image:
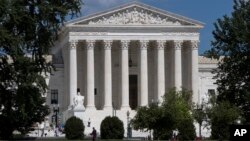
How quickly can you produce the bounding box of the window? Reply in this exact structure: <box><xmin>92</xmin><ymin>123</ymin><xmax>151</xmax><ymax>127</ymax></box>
<box><xmin>51</xmin><ymin>89</ymin><xmax>58</xmax><ymax>104</ymax></box>
<box><xmin>208</xmin><ymin>89</ymin><xmax>215</xmax><ymax>96</ymax></box>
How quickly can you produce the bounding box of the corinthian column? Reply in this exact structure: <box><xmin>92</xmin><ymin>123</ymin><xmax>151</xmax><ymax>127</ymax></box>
<box><xmin>86</xmin><ymin>40</ymin><xmax>96</xmax><ymax>110</ymax></box>
<box><xmin>69</xmin><ymin>41</ymin><xmax>78</xmax><ymax>108</ymax></box>
<box><xmin>103</xmin><ymin>40</ymin><xmax>112</xmax><ymax>110</ymax></box>
<box><xmin>120</xmin><ymin>40</ymin><xmax>130</xmax><ymax>110</ymax></box>
<box><xmin>191</xmin><ymin>41</ymin><xmax>199</xmax><ymax>103</ymax></box>
<box><xmin>139</xmin><ymin>40</ymin><xmax>149</xmax><ymax>106</ymax></box>
<box><xmin>156</xmin><ymin>40</ymin><xmax>165</xmax><ymax>103</ymax></box>
<box><xmin>174</xmin><ymin>40</ymin><xmax>183</xmax><ymax>90</ymax></box>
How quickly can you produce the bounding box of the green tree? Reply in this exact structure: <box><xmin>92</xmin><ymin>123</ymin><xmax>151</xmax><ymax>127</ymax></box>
<box><xmin>205</xmin><ymin>0</ymin><xmax>250</xmax><ymax>123</ymax></box>
<box><xmin>64</xmin><ymin>116</ymin><xmax>85</xmax><ymax>140</ymax></box>
<box><xmin>161</xmin><ymin>89</ymin><xmax>195</xmax><ymax>140</ymax></box>
<box><xmin>131</xmin><ymin>89</ymin><xmax>195</xmax><ymax>140</ymax></box>
<box><xmin>131</xmin><ymin>102</ymin><xmax>166</xmax><ymax>139</ymax></box>
<box><xmin>100</xmin><ymin>116</ymin><xmax>124</xmax><ymax>139</ymax></box>
<box><xmin>0</xmin><ymin>0</ymin><xmax>81</xmax><ymax>139</ymax></box>
<box><xmin>207</xmin><ymin>101</ymin><xmax>240</xmax><ymax>139</ymax></box>
<box><xmin>178</xmin><ymin>118</ymin><xmax>196</xmax><ymax>140</ymax></box>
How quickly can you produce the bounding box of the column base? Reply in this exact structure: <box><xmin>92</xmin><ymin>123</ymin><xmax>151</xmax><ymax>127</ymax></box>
<box><xmin>175</xmin><ymin>86</ymin><xmax>182</xmax><ymax>91</ymax></box>
<box><xmin>74</xmin><ymin>106</ymin><xmax>85</xmax><ymax>111</ymax></box>
<box><xmin>103</xmin><ymin>106</ymin><xmax>112</xmax><ymax>111</ymax></box>
<box><xmin>63</xmin><ymin>108</ymin><xmax>85</xmax><ymax>122</ymax></box>
<box><xmin>69</xmin><ymin>109</ymin><xmax>85</xmax><ymax>119</ymax></box>
<box><xmin>120</xmin><ymin>106</ymin><xmax>131</xmax><ymax>111</ymax></box>
<box><xmin>139</xmin><ymin>104</ymin><xmax>148</xmax><ymax>107</ymax></box>
<box><xmin>86</xmin><ymin>105</ymin><xmax>96</xmax><ymax>111</ymax></box>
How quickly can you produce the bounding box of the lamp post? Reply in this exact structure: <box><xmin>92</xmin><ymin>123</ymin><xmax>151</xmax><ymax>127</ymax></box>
<box><xmin>197</xmin><ymin>106</ymin><xmax>202</xmax><ymax>138</ymax></box>
<box><xmin>53</xmin><ymin>104</ymin><xmax>60</xmax><ymax>128</ymax></box>
<box><xmin>112</xmin><ymin>102</ymin><xmax>116</xmax><ymax>117</ymax></box>
<box><xmin>127</xmin><ymin>110</ymin><xmax>131</xmax><ymax>139</ymax></box>
<box><xmin>194</xmin><ymin>103</ymin><xmax>205</xmax><ymax>139</ymax></box>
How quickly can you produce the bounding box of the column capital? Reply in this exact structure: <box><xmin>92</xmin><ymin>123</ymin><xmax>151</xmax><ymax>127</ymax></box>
<box><xmin>121</xmin><ymin>40</ymin><xmax>130</xmax><ymax>50</ymax></box>
<box><xmin>156</xmin><ymin>40</ymin><xmax>165</xmax><ymax>50</ymax></box>
<box><xmin>69</xmin><ymin>40</ymin><xmax>78</xmax><ymax>49</ymax></box>
<box><xmin>139</xmin><ymin>40</ymin><xmax>149</xmax><ymax>50</ymax></box>
<box><xmin>173</xmin><ymin>40</ymin><xmax>183</xmax><ymax>50</ymax></box>
<box><xmin>104</xmin><ymin>40</ymin><xmax>113</xmax><ymax>50</ymax></box>
<box><xmin>86</xmin><ymin>40</ymin><xmax>95</xmax><ymax>50</ymax></box>
<box><xmin>191</xmin><ymin>40</ymin><xmax>199</xmax><ymax>50</ymax></box>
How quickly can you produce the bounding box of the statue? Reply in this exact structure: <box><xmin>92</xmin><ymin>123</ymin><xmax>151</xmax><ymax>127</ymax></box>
<box><xmin>73</xmin><ymin>92</ymin><xmax>85</xmax><ymax>110</ymax></box>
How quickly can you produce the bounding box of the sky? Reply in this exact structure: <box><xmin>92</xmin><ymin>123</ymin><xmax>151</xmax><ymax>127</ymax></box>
<box><xmin>73</xmin><ymin>0</ymin><xmax>234</xmax><ymax>54</ymax></box>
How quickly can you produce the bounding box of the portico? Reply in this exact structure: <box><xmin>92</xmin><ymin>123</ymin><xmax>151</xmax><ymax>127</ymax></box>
<box><xmin>65</xmin><ymin>37</ymin><xmax>200</xmax><ymax>111</ymax></box>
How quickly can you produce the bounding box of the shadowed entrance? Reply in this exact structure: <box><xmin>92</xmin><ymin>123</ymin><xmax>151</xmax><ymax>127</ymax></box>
<box><xmin>129</xmin><ymin>75</ymin><xmax>138</xmax><ymax>110</ymax></box>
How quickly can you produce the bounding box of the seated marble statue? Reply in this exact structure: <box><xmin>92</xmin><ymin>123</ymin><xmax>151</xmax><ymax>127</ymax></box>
<box><xmin>73</xmin><ymin>92</ymin><xmax>85</xmax><ymax>110</ymax></box>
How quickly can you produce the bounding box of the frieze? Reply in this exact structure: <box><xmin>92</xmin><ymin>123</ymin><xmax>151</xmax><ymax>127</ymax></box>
<box><xmin>70</xmin><ymin>32</ymin><xmax>108</xmax><ymax>36</ymax></box>
<box><xmin>69</xmin><ymin>32</ymin><xmax>198</xmax><ymax>37</ymax></box>
<box><xmin>162</xmin><ymin>32</ymin><xmax>199</xmax><ymax>36</ymax></box>
<box><xmin>88</xmin><ymin>8</ymin><xmax>181</xmax><ymax>25</ymax></box>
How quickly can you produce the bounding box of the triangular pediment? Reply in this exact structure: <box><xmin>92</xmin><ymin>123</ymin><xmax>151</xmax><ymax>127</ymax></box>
<box><xmin>67</xmin><ymin>2</ymin><xmax>204</xmax><ymax>27</ymax></box>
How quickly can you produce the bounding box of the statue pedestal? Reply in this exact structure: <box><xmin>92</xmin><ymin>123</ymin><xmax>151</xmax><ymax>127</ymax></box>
<box><xmin>68</xmin><ymin>108</ymin><xmax>85</xmax><ymax>120</ymax></box>
<box><xmin>64</xmin><ymin>92</ymin><xmax>85</xmax><ymax>122</ymax></box>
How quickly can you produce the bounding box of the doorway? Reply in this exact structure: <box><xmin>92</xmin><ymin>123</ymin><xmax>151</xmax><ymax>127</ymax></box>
<box><xmin>129</xmin><ymin>75</ymin><xmax>138</xmax><ymax>110</ymax></box>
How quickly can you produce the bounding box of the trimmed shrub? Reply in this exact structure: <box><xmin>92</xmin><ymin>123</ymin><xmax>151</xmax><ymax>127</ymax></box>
<box><xmin>100</xmin><ymin>116</ymin><xmax>124</xmax><ymax>139</ymax></box>
<box><xmin>64</xmin><ymin>116</ymin><xmax>84</xmax><ymax>140</ymax></box>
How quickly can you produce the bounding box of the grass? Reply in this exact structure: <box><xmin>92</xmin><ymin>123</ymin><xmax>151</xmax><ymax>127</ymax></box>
<box><xmin>1</xmin><ymin>138</ymin><xmax>225</xmax><ymax>141</ymax></box>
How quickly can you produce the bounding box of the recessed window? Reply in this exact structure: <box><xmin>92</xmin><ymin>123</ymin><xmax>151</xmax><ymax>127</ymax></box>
<box><xmin>208</xmin><ymin>89</ymin><xmax>215</xmax><ymax>96</ymax></box>
<box><xmin>51</xmin><ymin>89</ymin><xmax>58</xmax><ymax>104</ymax></box>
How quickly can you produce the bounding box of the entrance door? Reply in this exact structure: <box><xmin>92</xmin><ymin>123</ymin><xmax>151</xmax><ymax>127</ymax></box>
<box><xmin>129</xmin><ymin>75</ymin><xmax>138</xmax><ymax>110</ymax></box>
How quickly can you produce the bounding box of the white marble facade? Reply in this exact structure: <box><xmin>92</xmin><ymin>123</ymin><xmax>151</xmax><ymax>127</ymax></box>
<box><xmin>48</xmin><ymin>2</ymin><xmax>218</xmax><ymax>137</ymax></box>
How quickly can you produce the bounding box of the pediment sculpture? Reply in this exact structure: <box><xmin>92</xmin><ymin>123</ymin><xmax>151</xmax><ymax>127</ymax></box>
<box><xmin>88</xmin><ymin>8</ymin><xmax>181</xmax><ymax>25</ymax></box>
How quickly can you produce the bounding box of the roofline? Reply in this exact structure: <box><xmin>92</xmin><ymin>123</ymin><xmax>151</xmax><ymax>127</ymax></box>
<box><xmin>66</xmin><ymin>1</ymin><xmax>204</xmax><ymax>27</ymax></box>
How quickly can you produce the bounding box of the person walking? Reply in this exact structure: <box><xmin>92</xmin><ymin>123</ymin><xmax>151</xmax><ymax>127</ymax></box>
<box><xmin>90</xmin><ymin>127</ymin><xmax>97</xmax><ymax>141</ymax></box>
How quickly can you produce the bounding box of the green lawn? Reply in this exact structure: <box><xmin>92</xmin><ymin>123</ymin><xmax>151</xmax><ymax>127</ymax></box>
<box><xmin>4</xmin><ymin>138</ymin><xmax>225</xmax><ymax>141</ymax></box>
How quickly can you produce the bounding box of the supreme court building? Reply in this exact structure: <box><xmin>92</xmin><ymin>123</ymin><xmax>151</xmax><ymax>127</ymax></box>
<box><xmin>47</xmin><ymin>2</ymin><xmax>218</xmax><ymax>136</ymax></box>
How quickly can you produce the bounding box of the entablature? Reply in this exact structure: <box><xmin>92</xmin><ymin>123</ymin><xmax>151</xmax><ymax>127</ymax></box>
<box><xmin>68</xmin><ymin>32</ymin><xmax>200</xmax><ymax>41</ymax></box>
